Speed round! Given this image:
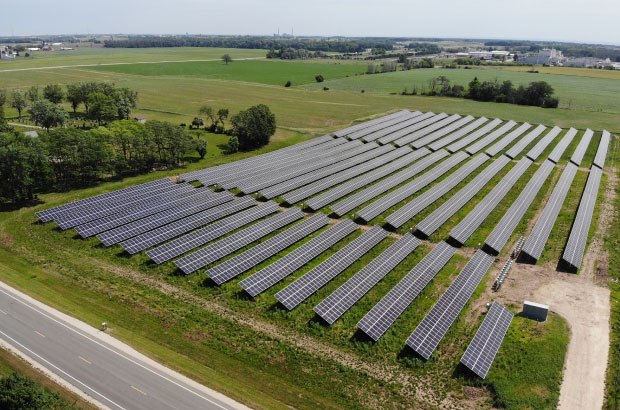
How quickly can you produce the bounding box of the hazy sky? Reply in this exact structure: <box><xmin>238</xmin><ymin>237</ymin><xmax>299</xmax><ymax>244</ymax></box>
<box><xmin>3</xmin><ymin>0</ymin><xmax>619</xmax><ymax>45</ymax></box>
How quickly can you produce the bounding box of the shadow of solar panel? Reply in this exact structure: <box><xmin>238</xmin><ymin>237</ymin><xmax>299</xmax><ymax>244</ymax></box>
<box><xmin>356</xmin><ymin>151</ymin><xmax>469</xmax><ymax>223</ymax></box>
<box><xmin>96</xmin><ymin>191</ymin><xmax>235</xmax><ymax>247</ymax></box>
<box><xmin>357</xmin><ymin>241</ymin><xmax>456</xmax><ymax>341</ymax></box>
<box><xmin>275</xmin><ymin>226</ymin><xmax>388</xmax><ymax>310</ymax></box>
<box><xmin>385</xmin><ymin>154</ymin><xmax>489</xmax><ymax>229</ymax></box>
<box><xmin>330</xmin><ymin>149</ymin><xmax>448</xmax><ymax>217</ymax></box>
<box><xmin>176</xmin><ymin>208</ymin><xmax>304</xmax><ymax>275</ymax></box>
<box><xmin>122</xmin><ymin>196</ymin><xmax>257</xmax><ymax>254</ymax></box>
<box><xmin>449</xmin><ymin>157</ymin><xmax>532</xmax><ymax>246</ymax></box>
<box><xmin>207</xmin><ymin>214</ymin><xmax>329</xmax><ymax>285</ymax></box>
<box><xmin>406</xmin><ymin>250</ymin><xmax>495</xmax><ymax>359</ymax></box>
<box><xmin>314</xmin><ymin>233</ymin><xmax>421</xmax><ymax>324</ymax></box>
<box><xmin>461</xmin><ymin>301</ymin><xmax>513</xmax><ymax>379</ymax></box>
<box><xmin>306</xmin><ymin>148</ymin><xmax>429</xmax><ymax>211</ymax></box>
<box><xmin>521</xmin><ymin>163</ymin><xmax>578</xmax><ymax>262</ymax></box>
<box><xmin>239</xmin><ymin>219</ymin><xmax>358</xmax><ymax>297</ymax></box>
<box><xmin>460</xmin><ymin>121</ymin><xmax>516</xmax><ymax>155</ymax></box>
<box><xmin>415</xmin><ymin>156</ymin><xmax>511</xmax><ymax>238</ymax></box>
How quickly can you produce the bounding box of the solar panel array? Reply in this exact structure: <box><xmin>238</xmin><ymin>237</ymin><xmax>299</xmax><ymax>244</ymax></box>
<box><xmin>561</xmin><ymin>167</ymin><xmax>604</xmax><ymax>270</ymax></box>
<box><xmin>406</xmin><ymin>250</ymin><xmax>495</xmax><ymax>359</ymax></box>
<box><xmin>356</xmin><ymin>151</ymin><xmax>469</xmax><ymax>223</ymax></box>
<box><xmin>330</xmin><ymin>149</ymin><xmax>449</xmax><ymax>217</ymax></box>
<box><xmin>484</xmin><ymin>160</ymin><xmax>555</xmax><ymax>255</ymax></box>
<box><xmin>358</xmin><ymin>242</ymin><xmax>456</xmax><ymax>341</ymax></box>
<box><xmin>570</xmin><ymin>129</ymin><xmax>594</xmax><ymax>166</ymax></box>
<box><xmin>593</xmin><ymin>130</ymin><xmax>610</xmax><ymax>169</ymax></box>
<box><xmin>428</xmin><ymin>117</ymin><xmax>492</xmax><ymax>151</ymax></box>
<box><xmin>411</xmin><ymin>115</ymin><xmax>475</xmax><ymax>149</ymax></box>
<box><xmin>485</xmin><ymin>123</ymin><xmax>532</xmax><ymax>157</ymax></box>
<box><xmin>305</xmin><ymin>148</ymin><xmax>430</xmax><ymax>211</ymax></box>
<box><xmin>362</xmin><ymin>112</ymin><xmax>435</xmax><ymax>143</ymax></box>
<box><xmin>377</xmin><ymin>113</ymin><xmax>449</xmax><ymax>145</ymax></box>
<box><xmin>521</xmin><ymin>163</ymin><xmax>578</xmax><ymax>262</ymax></box>
<box><xmin>275</xmin><ymin>226</ymin><xmax>388</xmax><ymax>310</ymax></box>
<box><xmin>385</xmin><ymin>154</ymin><xmax>489</xmax><ymax>229</ymax></box>
<box><xmin>449</xmin><ymin>157</ymin><xmax>532</xmax><ymax>245</ymax></box>
<box><xmin>461</xmin><ymin>121</ymin><xmax>517</xmax><ymax>155</ymax></box>
<box><xmin>393</xmin><ymin>114</ymin><xmax>462</xmax><ymax>147</ymax></box>
<box><xmin>346</xmin><ymin>111</ymin><xmax>420</xmax><ymax>140</ymax></box>
<box><xmin>239</xmin><ymin>219</ymin><xmax>358</xmax><ymax>297</ymax></box>
<box><xmin>504</xmin><ymin>124</ymin><xmax>547</xmax><ymax>159</ymax></box>
<box><xmin>206</xmin><ymin>214</ymin><xmax>330</xmax><ymax>285</ymax></box>
<box><xmin>314</xmin><ymin>233</ymin><xmax>421</xmax><ymax>324</ymax></box>
<box><xmin>416</xmin><ymin>156</ymin><xmax>511</xmax><ymax>238</ymax></box>
<box><xmin>333</xmin><ymin>110</ymin><xmax>410</xmax><ymax>138</ymax></box>
<box><xmin>526</xmin><ymin>126</ymin><xmax>562</xmax><ymax>161</ymax></box>
<box><xmin>548</xmin><ymin>128</ymin><xmax>578</xmax><ymax>164</ymax></box>
<box><xmin>461</xmin><ymin>301</ymin><xmax>513</xmax><ymax>379</ymax></box>
<box><xmin>175</xmin><ymin>208</ymin><xmax>304</xmax><ymax>275</ymax></box>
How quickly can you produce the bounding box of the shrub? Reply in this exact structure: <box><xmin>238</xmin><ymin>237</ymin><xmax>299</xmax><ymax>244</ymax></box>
<box><xmin>284</xmin><ymin>81</ymin><xmax>292</xmax><ymax>87</ymax></box>
<box><xmin>315</xmin><ymin>74</ymin><xmax>324</xmax><ymax>83</ymax></box>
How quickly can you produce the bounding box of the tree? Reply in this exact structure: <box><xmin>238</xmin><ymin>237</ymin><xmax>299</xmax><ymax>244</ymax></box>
<box><xmin>222</xmin><ymin>136</ymin><xmax>239</xmax><ymax>154</ymax></box>
<box><xmin>66</xmin><ymin>83</ymin><xmax>82</xmax><ymax>113</ymax></box>
<box><xmin>191</xmin><ymin>117</ymin><xmax>204</xmax><ymax>129</ymax></box>
<box><xmin>29</xmin><ymin>100</ymin><xmax>68</xmax><ymax>130</ymax></box>
<box><xmin>198</xmin><ymin>105</ymin><xmax>216</xmax><ymax>128</ymax></box>
<box><xmin>216</xmin><ymin>108</ymin><xmax>229</xmax><ymax>129</ymax></box>
<box><xmin>315</xmin><ymin>74</ymin><xmax>325</xmax><ymax>83</ymax></box>
<box><xmin>25</xmin><ymin>86</ymin><xmax>40</xmax><ymax>104</ymax></box>
<box><xmin>0</xmin><ymin>133</ymin><xmax>50</xmax><ymax>204</ymax></box>
<box><xmin>42</xmin><ymin>84</ymin><xmax>64</xmax><ymax>104</ymax></box>
<box><xmin>106</xmin><ymin>120</ymin><xmax>155</xmax><ymax>174</ymax></box>
<box><xmin>231</xmin><ymin>104</ymin><xmax>276</xmax><ymax>151</ymax></box>
<box><xmin>0</xmin><ymin>89</ymin><xmax>6</xmax><ymax>109</ymax></box>
<box><xmin>221</xmin><ymin>54</ymin><xmax>232</xmax><ymax>64</ymax></box>
<box><xmin>146</xmin><ymin>120</ymin><xmax>194</xmax><ymax>165</ymax></box>
<box><xmin>0</xmin><ymin>373</ymin><xmax>63</xmax><ymax>409</ymax></box>
<box><xmin>10</xmin><ymin>91</ymin><xmax>27</xmax><ymax>120</ymax></box>
<box><xmin>113</xmin><ymin>87</ymin><xmax>138</xmax><ymax>119</ymax></box>
<box><xmin>194</xmin><ymin>138</ymin><xmax>207</xmax><ymax>159</ymax></box>
<box><xmin>87</xmin><ymin>92</ymin><xmax>117</xmax><ymax>125</ymax></box>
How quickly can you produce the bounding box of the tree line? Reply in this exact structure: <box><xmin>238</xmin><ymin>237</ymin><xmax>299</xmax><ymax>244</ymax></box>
<box><xmin>103</xmin><ymin>36</ymin><xmax>394</xmax><ymax>53</ymax></box>
<box><xmin>402</xmin><ymin>76</ymin><xmax>559</xmax><ymax>108</ymax></box>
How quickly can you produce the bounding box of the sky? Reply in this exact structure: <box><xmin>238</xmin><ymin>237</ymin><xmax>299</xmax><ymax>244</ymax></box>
<box><xmin>2</xmin><ymin>0</ymin><xmax>619</xmax><ymax>45</ymax></box>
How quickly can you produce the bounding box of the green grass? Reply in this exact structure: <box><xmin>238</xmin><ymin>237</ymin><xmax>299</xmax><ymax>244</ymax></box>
<box><xmin>485</xmin><ymin>313</ymin><xmax>569</xmax><ymax>410</ymax></box>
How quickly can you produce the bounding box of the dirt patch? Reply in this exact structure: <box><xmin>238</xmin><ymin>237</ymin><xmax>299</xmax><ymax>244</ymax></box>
<box><xmin>0</xmin><ymin>231</ymin><xmax>15</xmax><ymax>248</ymax></box>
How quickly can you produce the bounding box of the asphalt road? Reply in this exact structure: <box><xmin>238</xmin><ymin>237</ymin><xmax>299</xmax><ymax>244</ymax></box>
<box><xmin>0</xmin><ymin>281</ymin><xmax>247</xmax><ymax>410</ymax></box>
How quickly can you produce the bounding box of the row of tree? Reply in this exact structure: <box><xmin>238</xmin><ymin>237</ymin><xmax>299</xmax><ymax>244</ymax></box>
<box><xmin>402</xmin><ymin>76</ymin><xmax>559</xmax><ymax>108</ymax></box>
<box><xmin>0</xmin><ymin>119</ymin><xmax>206</xmax><ymax>204</ymax></box>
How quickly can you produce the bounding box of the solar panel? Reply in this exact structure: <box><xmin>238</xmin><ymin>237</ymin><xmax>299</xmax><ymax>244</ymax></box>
<box><xmin>570</xmin><ymin>129</ymin><xmax>594</xmax><ymax>166</ymax></box>
<box><xmin>548</xmin><ymin>128</ymin><xmax>578</xmax><ymax>164</ymax></box>
<box><xmin>416</xmin><ymin>156</ymin><xmax>511</xmax><ymax>238</ymax></box>
<box><xmin>122</xmin><ymin>196</ymin><xmax>257</xmax><ymax>254</ymax></box>
<box><xmin>278</xmin><ymin>145</ymin><xmax>405</xmax><ymax>204</ymax></box>
<box><xmin>333</xmin><ymin>110</ymin><xmax>411</xmax><ymax>138</ymax></box>
<box><xmin>314</xmin><ymin>233</ymin><xmax>421</xmax><ymax>324</ymax></box>
<box><xmin>377</xmin><ymin>113</ymin><xmax>449</xmax><ymax>145</ymax></box>
<box><xmin>275</xmin><ymin>226</ymin><xmax>388</xmax><ymax>310</ymax></box>
<box><xmin>593</xmin><ymin>130</ymin><xmax>610</xmax><ymax>169</ymax></box>
<box><xmin>175</xmin><ymin>208</ymin><xmax>304</xmax><ymax>275</ymax></box>
<box><xmin>37</xmin><ymin>178</ymin><xmax>173</xmax><ymax>222</ymax></box>
<box><xmin>429</xmin><ymin>117</ymin><xmax>493</xmax><ymax>151</ymax></box>
<box><xmin>449</xmin><ymin>157</ymin><xmax>533</xmax><ymax>246</ymax></box>
<box><xmin>207</xmin><ymin>214</ymin><xmax>330</xmax><ymax>285</ymax></box>
<box><xmin>393</xmin><ymin>114</ymin><xmax>462</xmax><ymax>147</ymax></box>
<box><xmin>357</xmin><ymin>241</ymin><xmax>456</xmax><ymax>341</ymax></box>
<box><xmin>411</xmin><ymin>115</ymin><xmax>476</xmax><ymax>149</ymax></box>
<box><xmin>521</xmin><ymin>163</ymin><xmax>578</xmax><ymax>262</ymax></box>
<box><xmin>526</xmin><ymin>126</ymin><xmax>562</xmax><ymax>161</ymax></box>
<box><xmin>239</xmin><ymin>219</ymin><xmax>358</xmax><ymax>297</ymax></box>
<box><xmin>362</xmin><ymin>112</ymin><xmax>436</xmax><ymax>142</ymax></box>
<box><xmin>330</xmin><ymin>149</ymin><xmax>448</xmax><ymax>217</ymax></box>
<box><xmin>406</xmin><ymin>250</ymin><xmax>495</xmax><ymax>359</ymax></box>
<box><xmin>485</xmin><ymin>123</ymin><xmax>532</xmax><ymax>157</ymax></box>
<box><xmin>356</xmin><ymin>151</ymin><xmax>469</xmax><ymax>223</ymax></box>
<box><xmin>347</xmin><ymin>112</ymin><xmax>420</xmax><ymax>140</ymax></box>
<box><xmin>484</xmin><ymin>160</ymin><xmax>555</xmax><ymax>255</ymax></box>
<box><xmin>561</xmin><ymin>166</ymin><xmax>603</xmax><ymax>271</ymax></box>
<box><xmin>460</xmin><ymin>301</ymin><xmax>513</xmax><ymax>379</ymax></box>
<box><xmin>146</xmin><ymin>201</ymin><xmax>279</xmax><ymax>263</ymax></box>
<box><xmin>504</xmin><ymin>124</ymin><xmax>547</xmax><ymax>159</ymax></box>
<box><xmin>305</xmin><ymin>148</ymin><xmax>430</xmax><ymax>211</ymax></box>
<box><xmin>96</xmin><ymin>191</ymin><xmax>235</xmax><ymax>247</ymax></box>
<box><xmin>461</xmin><ymin>121</ymin><xmax>517</xmax><ymax>155</ymax></box>
<box><xmin>385</xmin><ymin>154</ymin><xmax>489</xmax><ymax>229</ymax></box>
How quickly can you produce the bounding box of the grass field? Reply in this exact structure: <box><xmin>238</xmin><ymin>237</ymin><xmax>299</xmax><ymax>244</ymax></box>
<box><xmin>0</xmin><ymin>47</ymin><xmax>619</xmax><ymax>409</ymax></box>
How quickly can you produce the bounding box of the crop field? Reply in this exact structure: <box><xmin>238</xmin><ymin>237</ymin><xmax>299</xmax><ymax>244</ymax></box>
<box><xmin>1</xmin><ymin>48</ymin><xmax>619</xmax><ymax>410</ymax></box>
